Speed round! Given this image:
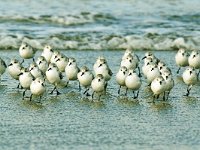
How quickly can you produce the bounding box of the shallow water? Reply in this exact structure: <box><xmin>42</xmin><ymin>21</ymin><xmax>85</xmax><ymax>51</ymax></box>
<box><xmin>0</xmin><ymin>0</ymin><xmax>200</xmax><ymax>50</ymax></box>
<box><xmin>1</xmin><ymin>50</ymin><xmax>200</xmax><ymax>149</ymax></box>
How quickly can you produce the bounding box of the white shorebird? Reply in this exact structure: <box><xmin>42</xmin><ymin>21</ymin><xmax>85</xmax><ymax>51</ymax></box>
<box><xmin>93</xmin><ymin>56</ymin><xmax>107</xmax><ymax>71</ymax></box>
<box><xmin>46</xmin><ymin>63</ymin><xmax>64</xmax><ymax>95</ymax></box>
<box><xmin>7</xmin><ymin>59</ymin><xmax>22</xmax><ymax>88</ymax></box>
<box><xmin>65</xmin><ymin>57</ymin><xmax>80</xmax><ymax>89</ymax></box>
<box><xmin>125</xmin><ymin>69</ymin><xmax>141</xmax><ymax>99</ymax></box>
<box><xmin>55</xmin><ymin>55</ymin><xmax>69</xmax><ymax>72</ymax></box>
<box><xmin>146</xmin><ymin>64</ymin><xmax>160</xmax><ymax>85</ymax></box>
<box><xmin>182</xmin><ymin>67</ymin><xmax>198</xmax><ymax>96</ymax></box>
<box><xmin>19</xmin><ymin>68</ymin><xmax>34</xmax><ymax>99</ymax></box>
<box><xmin>36</xmin><ymin>56</ymin><xmax>48</xmax><ymax>74</ymax></box>
<box><xmin>19</xmin><ymin>42</ymin><xmax>36</xmax><ymax>63</ymax></box>
<box><xmin>29</xmin><ymin>62</ymin><xmax>43</xmax><ymax>79</ymax></box>
<box><xmin>162</xmin><ymin>71</ymin><xmax>174</xmax><ymax>100</ymax></box>
<box><xmin>50</xmin><ymin>51</ymin><xmax>61</xmax><ymax>64</ymax></box>
<box><xmin>91</xmin><ymin>74</ymin><xmax>106</xmax><ymax>101</ymax></box>
<box><xmin>142</xmin><ymin>51</ymin><xmax>158</xmax><ymax>64</ymax></box>
<box><xmin>41</xmin><ymin>45</ymin><xmax>53</xmax><ymax>63</ymax></box>
<box><xmin>77</xmin><ymin>66</ymin><xmax>94</xmax><ymax>96</ymax></box>
<box><xmin>94</xmin><ymin>58</ymin><xmax>112</xmax><ymax>82</ymax></box>
<box><xmin>122</xmin><ymin>49</ymin><xmax>140</xmax><ymax>68</ymax></box>
<box><xmin>151</xmin><ymin>76</ymin><xmax>166</xmax><ymax>102</ymax></box>
<box><xmin>188</xmin><ymin>50</ymin><xmax>200</xmax><ymax>76</ymax></box>
<box><xmin>116</xmin><ymin>66</ymin><xmax>128</xmax><ymax>95</ymax></box>
<box><xmin>0</xmin><ymin>57</ymin><xmax>6</xmax><ymax>80</ymax></box>
<box><xmin>175</xmin><ymin>48</ymin><xmax>189</xmax><ymax>74</ymax></box>
<box><xmin>142</xmin><ymin>57</ymin><xmax>154</xmax><ymax>78</ymax></box>
<box><xmin>30</xmin><ymin>77</ymin><xmax>46</xmax><ymax>101</ymax></box>
<box><xmin>121</xmin><ymin>54</ymin><xmax>139</xmax><ymax>72</ymax></box>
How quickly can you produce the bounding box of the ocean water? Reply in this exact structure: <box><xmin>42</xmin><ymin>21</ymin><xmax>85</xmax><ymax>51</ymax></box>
<box><xmin>1</xmin><ymin>1</ymin><xmax>200</xmax><ymax>150</ymax></box>
<box><xmin>0</xmin><ymin>0</ymin><xmax>200</xmax><ymax>50</ymax></box>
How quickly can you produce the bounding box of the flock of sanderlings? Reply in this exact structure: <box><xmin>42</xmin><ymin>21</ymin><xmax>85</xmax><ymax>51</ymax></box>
<box><xmin>0</xmin><ymin>42</ymin><xmax>199</xmax><ymax>103</ymax></box>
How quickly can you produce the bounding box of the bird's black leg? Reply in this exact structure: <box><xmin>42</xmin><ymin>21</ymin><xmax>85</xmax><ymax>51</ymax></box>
<box><xmin>125</xmin><ymin>88</ymin><xmax>128</xmax><ymax>96</ymax></box>
<box><xmin>186</xmin><ymin>86</ymin><xmax>191</xmax><ymax>96</ymax></box>
<box><xmin>78</xmin><ymin>82</ymin><xmax>81</xmax><ymax>91</ymax></box>
<box><xmin>50</xmin><ymin>86</ymin><xmax>56</xmax><ymax>94</ymax></box>
<box><xmin>56</xmin><ymin>87</ymin><xmax>61</xmax><ymax>95</ymax></box>
<box><xmin>22</xmin><ymin>89</ymin><xmax>27</xmax><ymax>100</ymax></box>
<box><xmin>177</xmin><ymin>67</ymin><xmax>181</xmax><ymax>74</ymax></box>
<box><xmin>138</xmin><ymin>66</ymin><xmax>142</xmax><ymax>77</ymax></box>
<box><xmin>92</xmin><ymin>91</ymin><xmax>95</xmax><ymax>99</ymax></box>
<box><xmin>132</xmin><ymin>91</ymin><xmax>135</xmax><ymax>99</ymax></box>
<box><xmin>118</xmin><ymin>86</ymin><xmax>121</xmax><ymax>95</ymax></box>
<box><xmin>30</xmin><ymin>94</ymin><xmax>33</xmax><ymax>101</ymax></box>
<box><xmin>163</xmin><ymin>92</ymin><xmax>166</xmax><ymax>101</ymax></box>
<box><xmin>135</xmin><ymin>90</ymin><xmax>139</xmax><ymax>99</ymax></box>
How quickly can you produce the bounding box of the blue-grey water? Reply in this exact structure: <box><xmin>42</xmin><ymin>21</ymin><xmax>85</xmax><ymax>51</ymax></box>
<box><xmin>0</xmin><ymin>0</ymin><xmax>200</xmax><ymax>50</ymax></box>
<box><xmin>1</xmin><ymin>0</ymin><xmax>200</xmax><ymax>150</ymax></box>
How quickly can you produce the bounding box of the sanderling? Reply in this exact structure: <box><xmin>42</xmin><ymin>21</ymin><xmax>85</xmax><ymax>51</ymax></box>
<box><xmin>116</xmin><ymin>66</ymin><xmax>128</xmax><ymax>95</ymax></box>
<box><xmin>121</xmin><ymin>49</ymin><xmax>141</xmax><ymax>76</ymax></box>
<box><xmin>91</xmin><ymin>74</ymin><xmax>106</xmax><ymax>101</ymax></box>
<box><xmin>188</xmin><ymin>50</ymin><xmax>200</xmax><ymax>76</ymax></box>
<box><xmin>19</xmin><ymin>68</ymin><xmax>34</xmax><ymax>99</ymax></box>
<box><xmin>182</xmin><ymin>67</ymin><xmax>198</xmax><ymax>96</ymax></box>
<box><xmin>46</xmin><ymin>63</ymin><xmax>63</xmax><ymax>95</ymax></box>
<box><xmin>151</xmin><ymin>76</ymin><xmax>166</xmax><ymax>102</ymax></box>
<box><xmin>50</xmin><ymin>51</ymin><xmax>61</xmax><ymax>64</ymax></box>
<box><xmin>65</xmin><ymin>57</ymin><xmax>80</xmax><ymax>89</ymax></box>
<box><xmin>30</xmin><ymin>77</ymin><xmax>46</xmax><ymax>101</ymax></box>
<box><xmin>125</xmin><ymin>69</ymin><xmax>141</xmax><ymax>99</ymax></box>
<box><xmin>29</xmin><ymin>62</ymin><xmax>43</xmax><ymax>78</ymax></box>
<box><xmin>142</xmin><ymin>52</ymin><xmax>158</xmax><ymax>64</ymax></box>
<box><xmin>93</xmin><ymin>56</ymin><xmax>107</xmax><ymax>71</ymax></box>
<box><xmin>0</xmin><ymin>57</ymin><xmax>6</xmax><ymax>79</ymax></box>
<box><xmin>121</xmin><ymin>54</ymin><xmax>137</xmax><ymax>70</ymax></box>
<box><xmin>122</xmin><ymin>48</ymin><xmax>133</xmax><ymax>60</ymax></box>
<box><xmin>175</xmin><ymin>48</ymin><xmax>189</xmax><ymax>74</ymax></box>
<box><xmin>36</xmin><ymin>56</ymin><xmax>48</xmax><ymax>74</ymax></box>
<box><xmin>146</xmin><ymin>64</ymin><xmax>160</xmax><ymax>85</ymax></box>
<box><xmin>162</xmin><ymin>71</ymin><xmax>174</xmax><ymax>100</ymax></box>
<box><xmin>7</xmin><ymin>59</ymin><xmax>22</xmax><ymax>88</ymax></box>
<box><xmin>77</xmin><ymin>66</ymin><xmax>94</xmax><ymax>96</ymax></box>
<box><xmin>94</xmin><ymin>58</ymin><xmax>112</xmax><ymax>82</ymax></box>
<box><xmin>55</xmin><ymin>54</ymin><xmax>69</xmax><ymax>72</ymax></box>
<box><xmin>41</xmin><ymin>45</ymin><xmax>53</xmax><ymax>63</ymax></box>
<box><xmin>19</xmin><ymin>42</ymin><xmax>36</xmax><ymax>63</ymax></box>
<box><xmin>142</xmin><ymin>57</ymin><xmax>154</xmax><ymax>78</ymax></box>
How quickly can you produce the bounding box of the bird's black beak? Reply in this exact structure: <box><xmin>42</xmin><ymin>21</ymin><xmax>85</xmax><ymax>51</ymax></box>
<box><xmin>8</xmin><ymin>63</ymin><xmax>12</xmax><ymax>66</ymax></box>
<box><xmin>190</xmin><ymin>71</ymin><xmax>192</xmax><ymax>75</ymax></box>
<box><xmin>69</xmin><ymin>62</ymin><xmax>72</xmax><ymax>66</ymax></box>
<box><xmin>18</xmin><ymin>72</ymin><xmax>23</xmax><ymax>76</ymax></box>
<box><xmin>98</xmin><ymin>79</ymin><xmax>101</xmax><ymax>82</ymax></box>
<box><xmin>98</xmin><ymin>64</ymin><xmax>102</xmax><ymax>67</ymax></box>
<box><xmin>142</xmin><ymin>56</ymin><xmax>146</xmax><ymax>60</ymax></box>
<box><xmin>39</xmin><ymin>61</ymin><xmax>42</xmax><ymax>65</ymax></box>
<box><xmin>48</xmin><ymin>68</ymin><xmax>52</xmax><ymax>71</ymax></box>
<box><xmin>30</xmin><ymin>67</ymin><xmax>33</xmax><ymax>71</ymax></box>
<box><xmin>159</xmin><ymin>81</ymin><xmax>162</xmax><ymax>85</ymax></box>
<box><xmin>193</xmin><ymin>55</ymin><xmax>196</xmax><ymax>58</ymax></box>
<box><xmin>129</xmin><ymin>60</ymin><xmax>132</xmax><ymax>63</ymax></box>
<box><xmin>123</xmin><ymin>71</ymin><xmax>126</xmax><ymax>75</ymax></box>
<box><xmin>81</xmin><ymin>72</ymin><xmax>84</xmax><ymax>76</ymax></box>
